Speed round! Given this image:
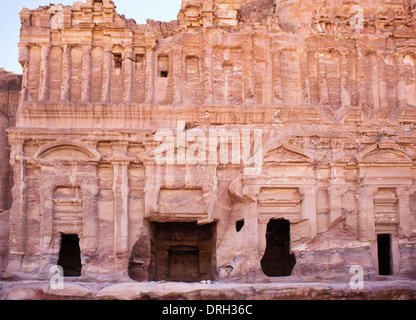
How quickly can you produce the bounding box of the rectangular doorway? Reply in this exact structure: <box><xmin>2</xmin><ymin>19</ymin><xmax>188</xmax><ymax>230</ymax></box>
<box><xmin>150</xmin><ymin>222</ymin><xmax>216</xmax><ymax>282</ymax></box>
<box><xmin>377</xmin><ymin>234</ymin><xmax>392</xmax><ymax>275</ymax></box>
<box><xmin>58</xmin><ymin>233</ymin><xmax>82</xmax><ymax>277</ymax></box>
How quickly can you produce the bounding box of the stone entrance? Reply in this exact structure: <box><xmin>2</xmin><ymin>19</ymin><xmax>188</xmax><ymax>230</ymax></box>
<box><xmin>149</xmin><ymin>222</ymin><xmax>216</xmax><ymax>282</ymax></box>
<box><xmin>57</xmin><ymin>234</ymin><xmax>82</xmax><ymax>277</ymax></box>
<box><xmin>261</xmin><ymin>219</ymin><xmax>296</xmax><ymax>277</ymax></box>
<box><xmin>377</xmin><ymin>234</ymin><xmax>392</xmax><ymax>276</ymax></box>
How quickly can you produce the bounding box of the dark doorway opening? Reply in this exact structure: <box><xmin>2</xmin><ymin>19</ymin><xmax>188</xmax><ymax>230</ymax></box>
<box><xmin>236</xmin><ymin>219</ymin><xmax>244</xmax><ymax>232</ymax></box>
<box><xmin>150</xmin><ymin>222</ymin><xmax>216</xmax><ymax>282</ymax></box>
<box><xmin>58</xmin><ymin>234</ymin><xmax>82</xmax><ymax>277</ymax></box>
<box><xmin>128</xmin><ymin>231</ymin><xmax>155</xmax><ymax>282</ymax></box>
<box><xmin>261</xmin><ymin>219</ymin><xmax>296</xmax><ymax>277</ymax></box>
<box><xmin>377</xmin><ymin>234</ymin><xmax>392</xmax><ymax>275</ymax></box>
<box><xmin>113</xmin><ymin>53</ymin><xmax>122</xmax><ymax>69</ymax></box>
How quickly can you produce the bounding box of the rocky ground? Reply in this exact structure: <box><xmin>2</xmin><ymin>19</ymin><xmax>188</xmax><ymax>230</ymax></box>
<box><xmin>1</xmin><ymin>278</ymin><xmax>416</xmax><ymax>300</ymax></box>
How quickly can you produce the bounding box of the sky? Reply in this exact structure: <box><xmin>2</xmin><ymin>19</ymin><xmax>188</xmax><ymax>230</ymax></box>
<box><xmin>0</xmin><ymin>0</ymin><xmax>182</xmax><ymax>74</ymax></box>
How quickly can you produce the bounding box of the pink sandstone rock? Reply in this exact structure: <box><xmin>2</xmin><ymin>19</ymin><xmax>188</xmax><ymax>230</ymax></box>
<box><xmin>0</xmin><ymin>69</ymin><xmax>21</xmax><ymax>276</ymax></box>
<box><xmin>1</xmin><ymin>0</ymin><xmax>416</xmax><ymax>299</ymax></box>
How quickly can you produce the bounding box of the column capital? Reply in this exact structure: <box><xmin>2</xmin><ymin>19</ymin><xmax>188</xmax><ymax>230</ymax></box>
<box><xmin>8</xmin><ymin>137</ymin><xmax>25</xmax><ymax>147</ymax></box>
<box><xmin>18</xmin><ymin>44</ymin><xmax>30</xmax><ymax>65</ymax></box>
<box><xmin>110</xmin><ymin>158</ymin><xmax>132</xmax><ymax>165</ymax></box>
<box><xmin>9</xmin><ymin>140</ymin><xmax>25</xmax><ymax>164</ymax></box>
<box><xmin>125</xmin><ymin>46</ymin><xmax>134</xmax><ymax>58</ymax></box>
<box><xmin>103</xmin><ymin>46</ymin><xmax>113</xmax><ymax>53</ymax></box>
<box><xmin>299</xmin><ymin>186</ymin><xmax>318</xmax><ymax>198</ymax></box>
<box><xmin>62</xmin><ymin>43</ymin><xmax>71</xmax><ymax>52</ymax></box>
<box><xmin>355</xmin><ymin>185</ymin><xmax>379</xmax><ymax>198</ymax></box>
<box><xmin>39</xmin><ymin>45</ymin><xmax>51</xmax><ymax>101</ymax></box>
<box><xmin>81</xmin><ymin>183</ymin><xmax>99</xmax><ymax>197</ymax></box>
<box><xmin>81</xmin><ymin>43</ymin><xmax>92</xmax><ymax>103</ymax></box>
<box><xmin>40</xmin><ymin>43</ymin><xmax>50</xmax><ymax>49</ymax></box>
<box><xmin>82</xmin><ymin>44</ymin><xmax>92</xmax><ymax>53</ymax></box>
<box><xmin>328</xmin><ymin>185</ymin><xmax>349</xmax><ymax>197</ymax></box>
<box><xmin>396</xmin><ymin>186</ymin><xmax>416</xmax><ymax>198</ymax></box>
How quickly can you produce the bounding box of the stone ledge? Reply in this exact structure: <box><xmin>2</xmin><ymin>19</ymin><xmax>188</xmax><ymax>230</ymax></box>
<box><xmin>1</xmin><ymin>280</ymin><xmax>416</xmax><ymax>300</ymax></box>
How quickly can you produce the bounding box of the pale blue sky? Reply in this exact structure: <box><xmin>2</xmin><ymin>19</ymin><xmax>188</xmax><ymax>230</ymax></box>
<box><xmin>0</xmin><ymin>0</ymin><xmax>182</xmax><ymax>73</ymax></box>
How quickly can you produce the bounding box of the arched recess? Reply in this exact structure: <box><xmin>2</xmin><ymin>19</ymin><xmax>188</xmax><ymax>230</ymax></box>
<box><xmin>34</xmin><ymin>140</ymin><xmax>101</xmax><ymax>164</ymax></box>
<box><xmin>356</xmin><ymin>142</ymin><xmax>413</xmax><ymax>164</ymax></box>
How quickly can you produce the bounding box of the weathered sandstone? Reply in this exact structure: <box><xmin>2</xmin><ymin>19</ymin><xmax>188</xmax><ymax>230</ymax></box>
<box><xmin>0</xmin><ymin>69</ymin><xmax>21</xmax><ymax>276</ymax></box>
<box><xmin>1</xmin><ymin>0</ymin><xmax>416</xmax><ymax>299</ymax></box>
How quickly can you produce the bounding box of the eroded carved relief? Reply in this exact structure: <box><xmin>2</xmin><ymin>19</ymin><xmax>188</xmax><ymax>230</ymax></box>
<box><xmin>2</xmin><ymin>0</ymin><xmax>416</xmax><ymax>290</ymax></box>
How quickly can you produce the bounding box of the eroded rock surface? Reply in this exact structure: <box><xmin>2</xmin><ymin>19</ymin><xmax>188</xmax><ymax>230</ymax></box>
<box><xmin>1</xmin><ymin>0</ymin><xmax>416</xmax><ymax>299</ymax></box>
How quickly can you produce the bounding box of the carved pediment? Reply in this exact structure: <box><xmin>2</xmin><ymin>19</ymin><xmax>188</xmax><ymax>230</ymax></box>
<box><xmin>364</xmin><ymin>150</ymin><xmax>410</xmax><ymax>162</ymax></box>
<box><xmin>357</xmin><ymin>143</ymin><xmax>412</xmax><ymax>164</ymax></box>
<box><xmin>34</xmin><ymin>140</ymin><xmax>101</xmax><ymax>163</ymax></box>
<box><xmin>263</xmin><ymin>144</ymin><xmax>313</xmax><ymax>165</ymax></box>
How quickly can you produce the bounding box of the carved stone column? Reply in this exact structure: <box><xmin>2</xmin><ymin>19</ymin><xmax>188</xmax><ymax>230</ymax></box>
<box><xmin>18</xmin><ymin>44</ymin><xmax>30</xmax><ymax>105</ymax></box>
<box><xmin>396</xmin><ymin>186</ymin><xmax>415</xmax><ymax>238</ymax></box>
<box><xmin>81</xmin><ymin>182</ymin><xmax>99</xmax><ymax>273</ymax></box>
<box><xmin>355</xmin><ymin>186</ymin><xmax>378</xmax><ymax>242</ymax></box>
<box><xmin>123</xmin><ymin>47</ymin><xmax>134</xmax><ymax>103</ymax></box>
<box><xmin>396</xmin><ymin>52</ymin><xmax>407</xmax><ymax>108</ymax></box>
<box><xmin>101</xmin><ymin>47</ymin><xmax>113</xmax><ymax>103</ymax></box>
<box><xmin>111</xmin><ymin>142</ymin><xmax>130</xmax><ymax>273</ymax></box>
<box><xmin>356</xmin><ymin>49</ymin><xmax>366</xmax><ymax>107</ymax></box>
<box><xmin>242</xmin><ymin>38</ymin><xmax>254</xmax><ymax>102</ymax></box>
<box><xmin>203</xmin><ymin>41</ymin><xmax>214</xmax><ymax>104</ymax></box>
<box><xmin>317</xmin><ymin>51</ymin><xmax>329</xmax><ymax>106</ymax></box>
<box><xmin>172</xmin><ymin>45</ymin><xmax>182</xmax><ymax>105</ymax></box>
<box><xmin>378</xmin><ymin>52</ymin><xmax>388</xmax><ymax>109</ymax></box>
<box><xmin>239</xmin><ymin>180</ymin><xmax>263</xmax><ymax>277</ymax></box>
<box><xmin>144</xmin><ymin>37</ymin><xmax>156</xmax><ymax>104</ymax></box>
<box><xmin>264</xmin><ymin>41</ymin><xmax>273</xmax><ymax>105</ymax></box>
<box><xmin>272</xmin><ymin>50</ymin><xmax>281</xmax><ymax>103</ymax></box>
<box><xmin>81</xmin><ymin>45</ymin><xmax>92</xmax><ymax>103</ymax></box>
<box><xmin>60</xmin><ymin>44</ymin><xmax>71</xmax><ymax>102</ymax></box>
<box><xmin>328</xmin><ymin>185</ymin><xmax>349</xmax><ymax>227</ymax></box>
<box><xmin>141</xmin><ymin>140</ymin><xmax>161</xmax><ymax>219</ymax></box>
<box><xmin>4</xmin><ymin>140</ymin><xmax>27</xmax><ymax>277</ymax></box>
<box><xmin>38</xmin><ymin>183</ymin><xmax>55</xmax><ymax>277</ymax></box>
<box><xmin>244</xmin><ymin>200</ymin><xmax>261</xmax><ymax>264</ymax></box>
<box><xmin>340</xmin><ymin>49</ymin><xmax>351</xmax><ymax>107</ymax></box>
<box><xmin>38</xmin><ymin>44</ymin><xmax>50</xmax><ymax>101</ymax></box>
<box><xmin>300</xmin><ymin>186</ymin><xmax>318</xmax><ymax>238</ymax></box>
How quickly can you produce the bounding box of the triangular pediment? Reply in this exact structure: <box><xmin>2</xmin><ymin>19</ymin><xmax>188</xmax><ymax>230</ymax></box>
<box><xmin>263</xmin><ymin>144</ymin><xmax>312</xmax><ymax>164</ymax></box>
